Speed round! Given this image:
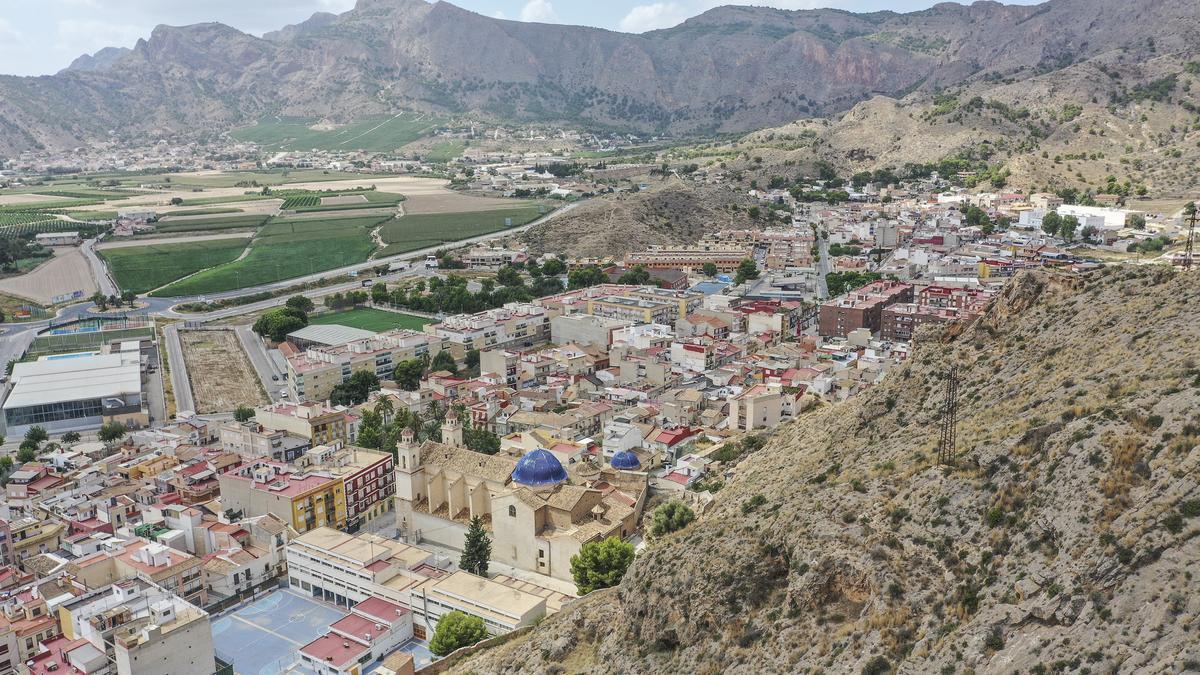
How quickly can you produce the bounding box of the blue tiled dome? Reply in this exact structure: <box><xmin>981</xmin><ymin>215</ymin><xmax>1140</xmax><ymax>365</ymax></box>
<box><xmin>512</xmin><ymin>448</ymin><xmax>568</xmax><ymax>487</ymax></box>
<box><xmin>610</xmin><ymin>450</ymin><xmax>641</xmax><ymax>470</ymax></box>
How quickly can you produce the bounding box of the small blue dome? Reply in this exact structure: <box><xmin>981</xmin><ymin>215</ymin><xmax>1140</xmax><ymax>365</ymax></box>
<box><xmin>610</xmin><ymin>450</ymin><xmax>641</xmax><ymax>470</ymax></box>
<box><xmin>512</xmin><ymin>449</ymin><xmax>568</xmax><ymax>487</ymax></box>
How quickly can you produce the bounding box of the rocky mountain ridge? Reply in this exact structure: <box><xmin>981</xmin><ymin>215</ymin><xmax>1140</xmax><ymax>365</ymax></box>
<box><xmin>2</xmin><ymin>0</ymin><xmax>1199</xmax><ymax>155</ymax></box>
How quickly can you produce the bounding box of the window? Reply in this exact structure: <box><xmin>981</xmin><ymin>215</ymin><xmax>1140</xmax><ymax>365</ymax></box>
<box><xmin>508</xmin><ymin>505</ymin><xmax>516</xmax><ymax>517</ymax></box>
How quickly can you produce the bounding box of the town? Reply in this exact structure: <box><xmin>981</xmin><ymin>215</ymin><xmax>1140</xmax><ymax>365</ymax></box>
<box><xmin>3</xmin><ymin>156</ymin><xmax>1194</xmax><ymax>675</ymax></box>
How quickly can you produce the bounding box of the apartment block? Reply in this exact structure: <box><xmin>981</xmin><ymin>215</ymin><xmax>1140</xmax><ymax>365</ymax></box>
<box><xmin>818</xmin><ymin>280</ymin><xmax>914</xmax><ymax>337</ymax></box>
<box><xmin>286</xmin><ymin>330</ymin><xmax>443</xmax><ymax>401</ymax></box>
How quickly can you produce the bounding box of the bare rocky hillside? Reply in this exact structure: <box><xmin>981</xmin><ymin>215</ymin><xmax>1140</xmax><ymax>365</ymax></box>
<box><xmin>455</xmin><ymin>266</ymin><xmax>1200</xmax><ymax>673</ymax></box>
<box><xmin>711</xmin><ymin>50</ymin><xmax>1200</xmax><ymax>197</ymax></box>
<box><xmin>520</xmin><ymin>182</ymin><xmax>760</xmax><ymax>259</ymax></box>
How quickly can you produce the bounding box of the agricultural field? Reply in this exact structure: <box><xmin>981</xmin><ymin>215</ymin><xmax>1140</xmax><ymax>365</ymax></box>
<box><xmin>309</xmin><ymin>307</ymin><xmax>430</xmax><ymax>332</ymax></box>
<box><xmin>0</xmin><ymin>199</ymin><xmax>102</xmax><ymax>212</ymax></box>
<box><xmin>101</xmin><ymin>239</ymin><xmax>250</xmax><ymax>294</ymax></box>
<box><xmin>179</xmin><ymin>329</ymin><xmax>268</xmax><ymax>413</ymax></box>
<box><xmin>179</xmin><ymin>193</ymin><xmax>279</xmax><ymax>206</ymax></box>
<box><xmin>0</xmin><ymin>218</ymin><xmax>90</xmax><ymax>240</ymax></box>
<box><xmin>67</xmin><ymin>211</ymin><xmax>119</xmax><ymax>221</ymax></box>
<box><xmin>377</xmin><ymin>206</ymin><xmax>546</xmax><ymax>256</ymax></box>
<box><xmin>230</xmin><ymin>113</ymin><xmax>445</xmax><ymax>152</ymax></box>
<box><xmin>0</xmin><ymin>247</ymin><xmax>98</xmax><ymax>304</ymax></box>
<box><xmin>154</xmin><ymin>214</ymin><xmax>390</xmax><ymax>297</ymax></box>
<box><xmin>164</xmin><ymin>208</ymin><xmax>244</xmax><ymax>217</ymax></box>
<box><xmin>425</xmin><ymin>141</ymin><xmax>467</xmax><ymax>163</ymax></box>
<box><xmin>33</xmin><ymin>189</ymin><xmax>140</xmax><ymax>200</ymax></box>
<box><xmin>280</xmin><ymin>194</ymin><xmax>322</xmax><ymax>210</ymax></box>
<box><xmin>153</xmin><ymin>214</ymin><xmax>270</xmax><ymax>234</ymax></box>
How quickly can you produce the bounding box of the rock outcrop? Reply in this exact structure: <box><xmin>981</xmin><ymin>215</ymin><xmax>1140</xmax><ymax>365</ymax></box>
<box><xmin>456</xmin><ymin>265</ymin><xmax>1200</xmax><ymax>673</ymax></box>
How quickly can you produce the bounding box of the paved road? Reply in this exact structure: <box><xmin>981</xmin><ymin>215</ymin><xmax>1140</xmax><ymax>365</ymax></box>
<box><xmin>162</xmin><ymin>323</ymin><xmax>196</xmax><ymax>414</ymax></box>
<box><xmin>816</xmin><ymin>236</ymin><xmax>831</xmax><ymax>301</ymax></box>
<box><xmin>236</xmin><ymin>325</ymin><xmax>287</xmax><ymax>402</ymax></box>
<box><xmin>81</xmin><ymin>237</ymin><xmax>119</xmax><ymax>297</ymax></box>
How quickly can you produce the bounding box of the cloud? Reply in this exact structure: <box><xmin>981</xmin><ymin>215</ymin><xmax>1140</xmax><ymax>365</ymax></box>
<box><xmin>57</xmin><ymin>19</ymin><xmax>149</xmax><ymax>53</ymax></box>
<box><xmin>519</xmin><ymin>0</ymin><xmax>558</xmax><ymax>23</ymax></box>
<box><xmin>619</xmin><ymin>3</ymin><xmax>689</xmax><ymax>33</ymax></box>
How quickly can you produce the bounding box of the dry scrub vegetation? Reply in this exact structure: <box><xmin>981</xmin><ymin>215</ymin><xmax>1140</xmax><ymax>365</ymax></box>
<box><xmin>458</xmin><ymin>266</ymin><xmax>1200</xmax><ymax>674</ymax></box>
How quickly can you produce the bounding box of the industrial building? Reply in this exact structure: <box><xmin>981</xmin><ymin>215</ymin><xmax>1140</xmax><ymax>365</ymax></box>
<box><xmin>1</xmin><ymin>351</ymin><xmax>145</xmax><ymax>437</ymax></box>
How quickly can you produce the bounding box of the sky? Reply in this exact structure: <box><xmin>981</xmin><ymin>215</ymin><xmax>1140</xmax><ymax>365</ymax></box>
<box><xmin>0</xmin><ymin>0</ymin><xmax>1040</xmax><ymax>77</ymax></box>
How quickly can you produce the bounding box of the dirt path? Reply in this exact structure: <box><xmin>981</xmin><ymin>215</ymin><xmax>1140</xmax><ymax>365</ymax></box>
<box><xmin>96</xmin><ymin>232</ymin><xmax>255</xmax><ymax>250</ymax></box>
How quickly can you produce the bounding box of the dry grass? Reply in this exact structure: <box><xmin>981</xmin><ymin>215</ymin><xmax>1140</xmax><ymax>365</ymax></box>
<box><xmin>178</xmin><ymin>329</ymin><xmax>267</xmax><ymax>413</ymax></box>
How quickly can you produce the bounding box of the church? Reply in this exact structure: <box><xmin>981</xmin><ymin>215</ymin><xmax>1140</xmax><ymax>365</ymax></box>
<box><xmin>394</xmin><ymin>409</ymin><xmax>649</xmax><ymax>582</ymax></box>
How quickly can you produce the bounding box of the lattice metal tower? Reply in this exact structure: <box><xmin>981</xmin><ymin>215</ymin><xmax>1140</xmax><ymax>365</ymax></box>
<box><xmin>1184</xmin><ymin>202</ymin><xmax>1197</xmax><ymax>271</ymax></box>
<box><xmin>938</xmin><ymin>365</ymin><xmax>961</xmax><ymax>466</ymax></box>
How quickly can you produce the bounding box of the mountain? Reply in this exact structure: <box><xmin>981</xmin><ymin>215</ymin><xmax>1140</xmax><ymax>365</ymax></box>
<box><xmin>453</xmin><ymin>265</ymin><xmax>1200</xmax><ymax>673</ymax></box>
<box><xmin>1</xmin><ymin>0</ymin><xmax>1198</xmax><ymax>155</ymax></box>
<box><xmin>60</xmin><ymin>47</ymin><xmax>132</xmax><ymax>74</ymax></box>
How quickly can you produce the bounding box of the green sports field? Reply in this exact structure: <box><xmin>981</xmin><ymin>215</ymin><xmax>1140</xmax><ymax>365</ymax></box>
<box><xmin>101</xmin><ymin>239</ymin><xmax>250</xmax><ymax>294</ymax></box>
<box><xmin>230</xmin><ymin>113</ymin><xmax>445</xmax><ymax>152</ymax></box>
<box><xmin>309</xmin><ymin>307</ymin><xmax>431</xmax><ymax>332</ymax></box>
<box><xmin>377</xmin><ymin>206</ymin><xmax>546</xmax><ymax>257</ymax></box>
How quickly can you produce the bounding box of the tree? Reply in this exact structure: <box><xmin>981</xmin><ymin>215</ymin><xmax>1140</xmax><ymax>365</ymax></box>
<box><xmin>1041</xmin><ymin>211</ymin><xmax>1062</xmax><ymax>237</ymax></box>
<box><xmin>734</xmin><ymin>258</ymin><xmax>760</xmax><ymax>286</ymax></box>
<box><xmin>496</xmin><ymin>265</ymin><xmax>523</xmax><ymax>287</ymax></box>
<box><xmin>357</xmin><ymin>409</ymin><xmax>384</xmax><ymax>450</ymax></box>
<box><xmin>98</xmin><ymin>421</ymin><xmax>127</xmax><ymax>445</ymax></box>
<box><xmin>429</xmin><ymin>350</ymin><xmax>458</xmax><ymax>375</ymax></box>
<box><xmin>464</xmin><ymin>349</ymin><xmax>481</xmax><ymax>372</ymax></box>
<box><xmin>121</xmin><ymin>290</ymin><xmax>137</xmax><ymax>307</ymax></box>
<box><xmin>1128</xmin><ymin>213</ymin><xmax>1146</xmax><ymax>230</ymax></box>
<box><xmin>540</xmin><ymin>258</ymin><xmax>566</xmax><ymax>276</ymax></box>
<box><xmin>392</xmin><ymin>358</ymin><xmax>425</xmax><ymax>391</ymax></box>
<box><xmin>1059</xmin><ymin>215</ymin><xmax>1079</xmax><ymax>241</ymax></box>
<box><xmin>650</xmin><ymin>501</ymin><xmax>696</xmax><ymax>537</ymax></box>
<box><xmin>701</xmin><ymin>262</ymin><xmax>719</xmax><ymax>278</ymax></box>
<box><xmin>90</xmin><ymin>291</ymin><xmax>108</xmax><ymax>311</ymax></box>
<box><xmin>464</xmin><ymin>425</ymin><xmax>500</xmax><ymax>455</ymax></box>
<box><xmin>617</xmin><ymin>265</ymin><xmax>652</xmax><ymax>286</ymax></box>
<box><xmin>329</xmin><ymin>370</ymin><xmax>380</xmax><ymax>406</ymax></box>
<box><xmin>429</xmin><ymin>611</ymin><xmax>487</xmax><ymax>657</ymax></box>
<box><xmin>285</xmin><ymin>295</ymin><xmax>315</xmax><ymax>314</ymax></box>
<box><xmin>17</xmin><ymin>445</ymin><xmax>37</xmax><ymax>463</ymax></box>
<box><xmin>170</xmin><ymin>196</ymin><xmax>184</xmax><ymax>205</ymax></box>
<box><xmin>233</xmin><ymin>406</ymin><xmax>255</xmax><ymax>423</ymax></box>
<box><xmin>252</xmin><ymin>307</ymin><xmax>309</xmax><ymax>343</ymax></box>
<box><xmin>0</xmin><ymin>456</ymin><xmax>12</xmax><ymax>474</ymax></box>
<box><xmin>570</xmin><ymin>536</ymin><xmax>635</xmax><ymax>595</ymax></box>
<box><xmin>24</xmin><ymin>426</ymin><xmax>48</xmax><ymax>445</ymax></box>
<box><xmin>459</xmin><ymin>516</ymin><xmax>492</xmax><ymax>576</ymax></box>
<box><xmin>567</xmin><ymin>265</ymin><xmax>606</xmax><ymax>290</ymax></box>
<box><xmin>1080</xmin><ymin>225</ymin><xmax>1099</xmax><ymax>242</ymax></box>
<box><xmin>61</xmin><ymin>431</ymin><xmax>81</xmax><ymax>444</ymax></box>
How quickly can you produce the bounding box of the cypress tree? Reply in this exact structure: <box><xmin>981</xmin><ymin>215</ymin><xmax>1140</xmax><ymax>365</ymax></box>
<box><xmin>459</xmin><ymin>516</ymin><xmax>491</xmax><ymax>576</ymax></box>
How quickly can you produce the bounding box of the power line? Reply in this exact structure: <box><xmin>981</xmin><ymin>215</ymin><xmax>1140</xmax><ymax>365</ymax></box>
<box><xmin>938</xmin><ymin>365</ymin><xmax>960</xmax><ymax>467</ymax></box>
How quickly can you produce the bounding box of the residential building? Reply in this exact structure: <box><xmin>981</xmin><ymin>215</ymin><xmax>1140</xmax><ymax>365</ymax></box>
<box><xmin>218</xmin><ymin>460</ymin><xmax>347</xmax><ymax>534</ymax></box>
<box><xmin>818</xmin><ymin>280</ymin><xmax>914</xmax><ymax>337</ymax></box>
<box><xmin>255</xmin><ymin>401</ymin><xmax>353</xmax><ymax>448</ymax></box>
<box><xmin>427</xmin><ymin>304</ymin><xmax>550</xmax><ymax>359</ymax></box>
<box><xmin>728</xmin><ymin>385</ymin><xmax>784</xmax><ymax>431</ymax></box>
<box><xmin>285</xmin><ymin>330</ymin><xmax>443</xmax><ymax>401</ymax></box>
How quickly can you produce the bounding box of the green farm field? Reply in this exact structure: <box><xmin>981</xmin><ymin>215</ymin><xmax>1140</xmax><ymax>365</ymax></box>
<box><xmin>153</xmin><ymin>214</ymin><xmax>392</xmax><ymax>297</ymax></box>
<box><xmin>230</xmin><ymin>113</ymin><xmax>445</xmax><ymax>152</ymax></box>
<box><xmin>377</xmin><ymin>206</ymin><xmax>546</xmax><ymax>256</ymax></box>
<box><xmin>154</xmin><ymin>215</ymin><xmax>271</xmax><ymax>234</ymax></box>
<box><xmin>309</xmin><ymin>307</ymin><xmax>431</xmax><ymax>332</ymax></box>
<box><xmin>102</xmin><ymin>239</ymin><xmax>249</xmax><ymax>294</ymax></box>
